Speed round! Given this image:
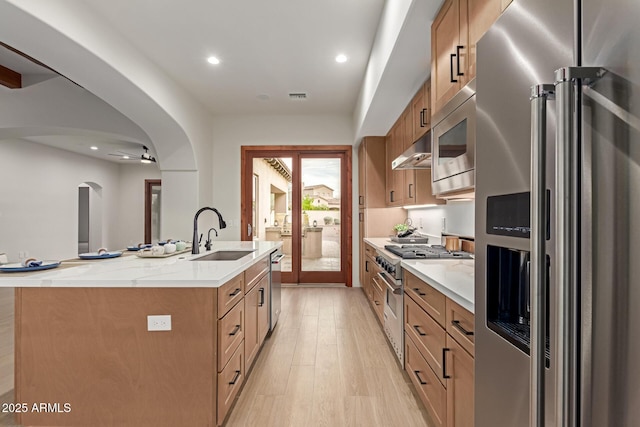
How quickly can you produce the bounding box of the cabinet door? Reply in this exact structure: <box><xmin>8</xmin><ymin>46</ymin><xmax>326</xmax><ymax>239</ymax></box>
<box><xmin>360</xmin><ymin>136</ymin><xmax>387</xmax><ymax>208</ymax></box>
<box><xmin>412</xmin><ymin>83</ymin><xmax>429</xmax><ymax>141</ymax></box>
<box><xmin>445</xmin><ymin>335</ymin><xmax>474</xmax><ymax>427</ymax></box>
<box><xmin>464</xmin><ymin>0</ymin><xmax>501</xmax><ymax>83</ymax></box>
<box><xmin>386</xmin><ymin>122</ymin><xmax>404</xmax><ymax>206</ymax></box>
<box><xmin>431</xmin><ymin>0</ymin><xmax>462</xmax><ymax>115</ymax></box>
<box><xmin>257</xmin><ymin>273</ymin><xmax>270</xmax><ymax>343</ymax></box>
<box><xmin>403</xmin><ymin>107</ymin><xmax>416</xmax><ymax>205</ymax></box>
<box><xmin>244</xmin><ymin>285</ymin><xmax>259</xmax><ymax>370</ymax></box>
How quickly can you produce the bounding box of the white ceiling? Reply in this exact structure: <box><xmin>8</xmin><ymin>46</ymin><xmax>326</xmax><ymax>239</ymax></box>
<box><xmin>84</xmin><ymin>0</ymin><xmax>386</xmax><ymax>115</ymax></box>
<box><xmin>1</xmin><ymin>0</ymin><xmax>444</xmax><ymax>162</ymax></box>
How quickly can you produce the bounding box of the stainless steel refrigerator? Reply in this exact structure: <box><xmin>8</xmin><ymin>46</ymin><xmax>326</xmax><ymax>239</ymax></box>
<box><xmin>475</xmin><ymin>0</ymin><xmax>640</xmax><ymax>425</ymax></box>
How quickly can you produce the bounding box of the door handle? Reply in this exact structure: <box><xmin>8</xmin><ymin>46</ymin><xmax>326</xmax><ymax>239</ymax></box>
<box><xmin>530</xmin><ymin>83</ymin><xmax>554</xmax><ymax>427</ymax></box>
<box><xmin>408</xmin><ymin>183</ymin><xmax>413</xmax><ymax>199</ymax></box>
<box><xmin>456</xmin><ymin>45</ymin><xmax>464</xmax><ymax>76</ymax></box>
<box><xmin>359</xmin><ymin>195</ymin><xmax>364</xmax><ymax>205</ymax></box>
<box><xmin>450</xmin><ymin>53</ymin><xmax>458</xmax><ymax>83</ymax></box>
<box><xmin>442</xmin><ymin>348</ymin><xmax>451</xmax><ymax>379</ymax></box>
<box><xmin>413</xmin><ymin>324</ymin><xmax>427</xmax><ymax>336</ymax></box>
<box><xmin>247</xmin><ymin>223</ymin><xmax>252</xmax><ymax>237</ymax></box>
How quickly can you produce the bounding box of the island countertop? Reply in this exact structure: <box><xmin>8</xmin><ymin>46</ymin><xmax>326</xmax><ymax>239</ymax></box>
<box><xmin>0</xmin><ymin>241</ymin><xmax>282</xmax><ymax>288</ymax></box>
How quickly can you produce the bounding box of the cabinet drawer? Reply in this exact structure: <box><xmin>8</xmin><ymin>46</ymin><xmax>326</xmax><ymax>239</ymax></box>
<box><xmin>218</xmin><ymin>300</ymin><xmax>244</xmax><ymax>372</ymax></box>
<box><xmin>446</xmin><ymin>298</ymin><xmax>475</xmax><ymax>356</ymax></box>
<box><xmin>245</xmin><ymin>256</ymin><xmax>269</xmax><ymax>291</ymax></box>
<box><xmin>217</xmin><ymin>273</ymin><xmax>244</xmax><ymax>319</ymax></box>
<box><xmin>217</xmin><ymin>339</ymin><xmax>244</xmax><ymax>426</ymax></box>
<box><xmin>405</xmin><ymin>332</ymin><xmax>447</xmax><ymax>427</ymax></box>
<box><xmin>364</xmin><ymin>243</ymin><xmax>377</xmax><ymax>258</ymax></box>
<box><xmin>405</xmin><ymin>294</ymin><xmax>447</xmax><ymax>385</ymax></box>
<box><xmin>405</xmin><ymin>270</ymin><xmax>446</xmax><ymax>327</ymax></box>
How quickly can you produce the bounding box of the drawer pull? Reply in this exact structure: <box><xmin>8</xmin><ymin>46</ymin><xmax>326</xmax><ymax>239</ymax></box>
<box><xmin>374</xmin><ymin>301</ymin><xmax>380</xmax><ymax>306</ymax></box>
<box><xmin>442</xmin><ymin>348</ymin><xmax>451</xmax><ymax>379</ymax></box>
<box><xmin>414</xmin><ymin>370</ymin><xmax>428</xmax><ymax>385</ymax></box>
<box><xmin>229</xmin><ymin>325</ymin><xmax>241</xmax><ymax>336</ymax></box>
<box><xmin>412</xmin><ymin>287</ymin><xmax>426</xmax><ymax>297</ymax></box>
<box><xmin>229</xmin><ymin>288</ymin><xmax>241</xmax><ymax>297</ymax></box>
<box><xmin>259</xmin><ymin>287</ymin><xmax>265</xmax><ymax>307</ymax></box>
<box><xmin>229</xmin><ymin>370</ymin><xmax>241</xmax><ymax>385</ymax></box>
<box><xmin>413</xmin><ymin>325</ymin><xmax>427</xmax><ymax>336</ymax></box>
<box><xmin>452</xmin><ymin>320</ymin><xmax>474</xmax><ymax>336</ymax></box>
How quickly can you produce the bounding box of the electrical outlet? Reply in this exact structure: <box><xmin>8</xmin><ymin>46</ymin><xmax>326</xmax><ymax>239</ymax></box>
<box><xmin>147</xmin><ymin>315</ymin><xmax>171</xmax><ymax>331</ymax></box>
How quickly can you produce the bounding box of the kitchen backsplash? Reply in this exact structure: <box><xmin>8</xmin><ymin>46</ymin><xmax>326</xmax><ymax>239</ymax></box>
<box><xmin>407</xmin><ymin>200</ymin><xmax>475</xmax><ymax>244</ymax></box>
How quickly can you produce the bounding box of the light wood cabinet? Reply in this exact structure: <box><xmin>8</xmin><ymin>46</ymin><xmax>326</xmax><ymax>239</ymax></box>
<box><xmin>358</xmin><ymin>136</ymin><xmax>387</xmax><ymax>208</ymax></box>
<box><xmin>257</xmin><ymin>274</ymin><xmax>270</xmax><ymax>343</ymax></box>
<box><xmin>412</xmin><ymin>80</ymin><xmax>432</xmax><ymax>141</ymax></box>
<box><xmin>217</xmin><ymin>339</ymin><xmax>244</xmax><ymax>426</ymax></box>
<box><xmin>431</xmin><ymin>0</ymin><xmax>501</xmax><ymax>116</ymax></box>
<box><xmin>501</xmin><ymin>0</ymin><xmax>513</xmax><ymax>12</ymax></box>
<box><xmin>244</xmin><ymin>271</ymin><xmax>270</xmax><ymax>370</ymax></box>
<box><xmin>217</xmin><ymin>273</ymin><xmax>244</xmax><ymax>318</ymax></box>
<box><xmin>404</xmin><ymin>271</ymin><xmax>475</xmax><ymax>427</ymax></box>
<box><xmin>217</xmin><ymin>298</ymin><xmax>244</xmax><ymax>372</ymax></box>
<box><xmin>445</xmin><ymin>335</ymin><xmax>474</xmax><ymax>427</ymax></box>
<box><xmin>405</xmin><ymin>270</ymin><xmax>447</xmax><ymax>327</ymax></box>
<box><xmin>370</xmin><ymin>272</ymin><xmax>385</xmax><ymax>323</ymax></box>
<box><xmin>385</xmin><ymin>121</ymin><xmax>405</xmax><ymax>206</ymax></box>
<box><xmin>244</xmin><ymin>283</ymin><xmax>260</xmax><ymax>370</ymax></box>
<box><xmin>406</xmin><ymin>332</ymin><xmax>447</xmax><ymax>427</ymax></box>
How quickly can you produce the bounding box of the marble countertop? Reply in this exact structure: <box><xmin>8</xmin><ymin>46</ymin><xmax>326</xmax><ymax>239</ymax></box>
<box><xmin>363</xmin><ymin>237</ymin><xmax>474</xmax><ymax>312</ymax></box>
<box><xmin>0</xmin><ymin>241</ymin><xmax>282</xmax><ymax>288</ymax></box>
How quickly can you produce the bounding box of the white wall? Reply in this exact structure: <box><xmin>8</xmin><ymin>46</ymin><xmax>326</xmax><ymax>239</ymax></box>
<box><xmin>406</xmin><ymin>200</ymin><xmax>475</xmax><ymax>244</ymax></box>
<box><xmin>0</xmin><ymin>139</ymin><xmax>160</xmax><ymax>261</ymax></box>
<box><xmin>211</xmin><ymin>114</ymin><xmax>354</xmax><ymax>239</ymax></box>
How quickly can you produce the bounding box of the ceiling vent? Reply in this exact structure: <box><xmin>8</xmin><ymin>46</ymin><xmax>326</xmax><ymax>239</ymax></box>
<box><xmin>288</xmin><ymin>92</ymin><xmax>307</xmax><ymax>100</ymax></box>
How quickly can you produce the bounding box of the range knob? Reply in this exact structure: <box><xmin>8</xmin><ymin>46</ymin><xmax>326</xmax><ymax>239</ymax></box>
<box><xmin>375</xmin><ymin>255</ymin><xmax>382</xmax><ymax>265</ymax></box>
<box><xmin>386</xmin><ymin>264</ymin><xmax>395</xmax><ymax>274</ymax></box>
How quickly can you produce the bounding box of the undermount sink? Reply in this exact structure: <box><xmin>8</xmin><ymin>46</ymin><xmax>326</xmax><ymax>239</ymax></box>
<box><xmin>191</xmin><ymin>250</ymin><xmax>255</xmax><ymax>261</ymax></box>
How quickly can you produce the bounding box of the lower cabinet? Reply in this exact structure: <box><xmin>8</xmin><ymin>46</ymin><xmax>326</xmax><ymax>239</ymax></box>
<box><xmin>404</xmin><ymin>275</ymin><xmax>475</xmax><ymax>427</ymax></box>
<box><xmin>446</xmin><ymin>335</ymin><xmax>474</xmax><ymax>427</ymax></box>
<box><xmin>217</xmin><ymin>339</ymin><xmax>245</xmax><ymax>426</ymax></box>
<box><xmin>244</xmin><ymin>271</ymin><xmax>270</xmax><ymax>371</ymax></box>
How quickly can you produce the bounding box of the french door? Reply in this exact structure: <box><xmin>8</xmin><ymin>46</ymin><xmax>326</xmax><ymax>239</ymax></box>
<box><xmin>241</xmin><ymin>146</ymin><xmax>352</xmax><ymax>285</ymax></box>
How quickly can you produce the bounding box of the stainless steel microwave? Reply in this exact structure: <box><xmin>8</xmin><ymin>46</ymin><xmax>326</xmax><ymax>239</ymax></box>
<box><xmin>431</xmin><ymin>80</ymin><xmax>476</xmax><ymax>195</ymax></box>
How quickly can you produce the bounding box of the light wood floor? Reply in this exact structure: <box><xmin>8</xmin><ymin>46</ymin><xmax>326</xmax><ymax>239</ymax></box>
<box><xmin>225</xmin><ymin>286</ymin><xmax>432</xmax><ymax>427</ymax></box>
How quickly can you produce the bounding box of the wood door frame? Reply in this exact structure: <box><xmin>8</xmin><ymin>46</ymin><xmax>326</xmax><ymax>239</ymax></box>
<box><xmin>241</xmin><ymin>146</ymin><xmax>352</xmax><ymax>286</ymax></box>
<box><xmin>144</xmin><ymin>179</ymin><xmax>161</xmax><ymax>244</ymax></box>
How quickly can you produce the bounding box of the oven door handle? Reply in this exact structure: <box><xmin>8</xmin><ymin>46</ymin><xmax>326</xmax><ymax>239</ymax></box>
<box><xmin>377</xmin><ymin>272</ymin><xmax>402</xmax><ymax>295</ymax></box>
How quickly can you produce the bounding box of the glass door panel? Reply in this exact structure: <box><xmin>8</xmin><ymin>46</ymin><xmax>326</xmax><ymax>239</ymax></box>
<box><xmin>251</xmin><ymin>157</ymin><xmax>292</xmax><ymax>274</ymax></box>
<box><xmin>300</xmin><ymin>157</ymin><xmax>341</xmax><ymax>272</ymax></box>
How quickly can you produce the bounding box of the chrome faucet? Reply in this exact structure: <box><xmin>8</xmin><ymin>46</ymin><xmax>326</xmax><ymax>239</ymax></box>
<box><xmin>192</xmin><ymin>207</ymin><xmax>227</xmax><ymax>254</ymax></box>
<box><xmin>205</xmin><ymin>227</ymin><xmax>218</xmax><ymax>251</ymax></box>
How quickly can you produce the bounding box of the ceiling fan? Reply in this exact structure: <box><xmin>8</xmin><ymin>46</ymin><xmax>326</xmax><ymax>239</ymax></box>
<box><xmin>108</xmin><ymin>145</ymin><xmax>156</xmax><ymax>163</ymax></box>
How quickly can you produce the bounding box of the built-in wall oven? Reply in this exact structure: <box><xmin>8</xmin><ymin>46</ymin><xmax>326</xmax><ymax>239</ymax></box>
<box><xmin>431</xmin><ymin>80</ymin><xmax>476</xmax><ymax>195</ymax></box>
<box><xmin>374</xmin><ymin>251</ymin><xmax>404</xmax><ymax>365</ymax></box>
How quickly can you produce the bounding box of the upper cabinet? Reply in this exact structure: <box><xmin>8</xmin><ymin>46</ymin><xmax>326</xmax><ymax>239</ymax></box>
<box><xmin>358</xmin><ymin>136</ymin><xmax>388</xmax><ymax>209</ymax></box>
<box><xmin>431</xmin><ymin>0</ymin><xmax>501</xmax><ymax>117</ymax></box>
<box><xmin>412</xmin><ymin>80</ymin><xmax>431</xmax><ymax>142</ymax></box>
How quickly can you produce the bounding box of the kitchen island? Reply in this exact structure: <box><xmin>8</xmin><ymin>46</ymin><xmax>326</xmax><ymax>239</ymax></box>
<box><xmin>1</xmin><ymin>241</ymin><xmax>281</xmax><ymax>427</ymax></box>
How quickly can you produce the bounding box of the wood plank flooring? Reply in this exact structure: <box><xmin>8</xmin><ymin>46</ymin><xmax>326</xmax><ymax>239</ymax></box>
<box><xmin>225</xmin><ymin>286</ymin><xmax>432</xmax><ymax>427</ymax></box>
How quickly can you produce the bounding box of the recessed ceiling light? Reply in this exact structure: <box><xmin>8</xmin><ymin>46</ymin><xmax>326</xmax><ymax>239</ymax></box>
<box><xmin>335</xmin><ymin>54</ymin><xmax>348</xmax><ymax>63</ymax></box>
<box><xmin>90</xmin><ymin>146</ymin><xmax>98</xmax><ymax>150</ymax></box>
<box><xmin>207</xmin><ymin>56</ymin><xmax>220</xmax><ymax>65</ymax></box>
<box><xmin>122</xmin><ymin>155</ymin><xmax>130</xmax><ymax>159</ymax></box>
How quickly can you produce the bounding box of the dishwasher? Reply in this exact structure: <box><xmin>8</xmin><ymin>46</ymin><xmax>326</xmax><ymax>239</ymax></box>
<box><xmin>269</xmin><ymin>249</ymin><xmax>284</xmax><ymax>332</ymax></box>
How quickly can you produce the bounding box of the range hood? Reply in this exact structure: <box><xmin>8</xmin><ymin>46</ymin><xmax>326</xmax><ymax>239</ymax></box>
<box><xmin>391</xmin><ymin>132</ymin><xmax>432</xmax><ymax>170</ymax></box>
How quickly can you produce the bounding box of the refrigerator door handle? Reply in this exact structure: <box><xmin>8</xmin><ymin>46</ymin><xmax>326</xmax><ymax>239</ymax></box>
<box><xmin>530</xmin><ymin>83</ymin><xmax>554</xmax><ymax>427</ymax></box>
<box><xmin>553</xmin><ymin>66</ymin><xmax>605</xmax><ymax>427</ymax></box>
